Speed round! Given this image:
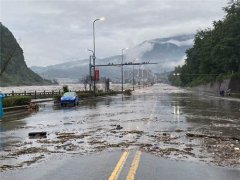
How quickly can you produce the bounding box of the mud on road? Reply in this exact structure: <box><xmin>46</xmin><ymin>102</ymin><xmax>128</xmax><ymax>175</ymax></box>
<box><xmin>0</xmin><ymin>84</ymin><xmax>240</xmax><ymax>171</ymax></box>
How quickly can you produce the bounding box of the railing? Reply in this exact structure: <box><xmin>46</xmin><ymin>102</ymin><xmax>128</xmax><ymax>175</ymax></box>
<box><xmin>3</xmin><ymin>90</ymin><xmax>93</xmax><ymax>99</ymax></box>
<box><xmin>4</xmin><ymin>90</ymin><xmax>62</xmax><ymax>99</ymax></box>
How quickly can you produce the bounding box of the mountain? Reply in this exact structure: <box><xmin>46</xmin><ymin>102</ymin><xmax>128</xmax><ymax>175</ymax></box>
<box><xmin>31</xmin><ymin>56</ymin><xmax>123</xmax><ymax>83</ymax></box>
<box><xmin>0</xmin><ymin>23</ymin><xmax>53</xmax><ymax>86</ymax></box>
<box><xmin>31</xmin><ymin>34</ymin><xmax>194</xmax><ymax>83</ymax></box>
<box><xmin>126</xmin><ymin>34</ymin><xmax>194</xmax><ymax>71</ymax></box>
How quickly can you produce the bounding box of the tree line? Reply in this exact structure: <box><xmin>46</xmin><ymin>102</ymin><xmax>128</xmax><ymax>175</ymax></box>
<box><xmin>169</xmin><ymin>1</ymin><xmax>240</xmax><ymax>86</ymax></box>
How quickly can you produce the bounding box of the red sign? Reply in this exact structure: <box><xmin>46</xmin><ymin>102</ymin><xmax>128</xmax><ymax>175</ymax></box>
<box><xmin>94</xmin><ymin>69</ymin><xmax>99</xmax><ymax>81</ymax></box>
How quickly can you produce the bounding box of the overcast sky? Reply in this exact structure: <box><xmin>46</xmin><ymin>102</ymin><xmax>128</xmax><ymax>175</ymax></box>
<box><xmin>0</xmin><ymin>0</ymin><xmax>229</xmax><ymax>67</ymax></box>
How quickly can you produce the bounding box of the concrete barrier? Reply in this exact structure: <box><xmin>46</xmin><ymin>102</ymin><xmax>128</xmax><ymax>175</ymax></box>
<box><xmin>191</xmin><ymin>78</ymin><xmax>240</xmax><ymax>95</ymax></box>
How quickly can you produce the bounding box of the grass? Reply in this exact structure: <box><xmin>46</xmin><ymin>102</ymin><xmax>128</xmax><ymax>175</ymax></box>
<box><xmin>3</xmin><ymin>96</ymin><xmax>32</xmax><ymax>108</ymax></box>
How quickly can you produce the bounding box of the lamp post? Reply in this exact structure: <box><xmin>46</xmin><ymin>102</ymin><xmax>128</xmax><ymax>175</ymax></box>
<box><xmin>121</xmin><ymin>48</ymin><xmax>128</xmax><ymax>92</ymax></box>
<box><xmin>88</xmin><ymin>49</ymin><xmax>94</xmax><ymax>91</ymax></box>
<box><xmin>93</xmin><ymin>17</ymin><xmax>105</xmax><ymax>95</ymax></box>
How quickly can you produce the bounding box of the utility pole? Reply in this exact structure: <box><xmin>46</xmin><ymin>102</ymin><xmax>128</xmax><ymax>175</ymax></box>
<box><xmin>88</xmin><ymin>49</ymin><xmax>94</xmax><ymax>92</ymax></box>
<box><xmin>89</xmin><ymin>55</ymin><xmax>92</xmax><ymax>91</ymax></box>
<box><xmin>121</xmin><ymin>48</ymin><xmax>128</xmax><ymax>92</ymax></box>
<box><xmin>92</xmin><ymin>17</ymin><xmax>105</xmax><ymax>95</ymax></box>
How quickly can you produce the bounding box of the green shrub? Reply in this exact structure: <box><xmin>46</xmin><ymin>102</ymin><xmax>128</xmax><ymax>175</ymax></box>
<box><xmin>53</xmin><ymin>94</ymin><xmax>62</xmax><ymax>102</ymax></box>
<box><xmin>62</xmin><ymin>85</ymin><xmax>69</xmax><ymax>93</ymax></box>
<box><xmin>77</xmin><ymin>92</ymin><xmax>93</xmax><ymax>98</ymax></box>
<box><xmin>3</xmin><ymin>96</ymin><xmax>32</xmax><ymax>108</ymax></box>
<box><xmin>54</xmin><ymin>90</ymin><xmax>121</xmax><ymax>102</ymax></box>
<box><xmin>123</xmin><ymin>89</ymin><xmax>132</xmax><ymax>95</ymax></box>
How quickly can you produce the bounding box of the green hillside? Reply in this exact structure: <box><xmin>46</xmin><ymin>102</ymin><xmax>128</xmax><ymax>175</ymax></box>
<box><xmin>0</xmin><ymin>23</ymin><xmax>53</xmax><ymax>86</ymax></box>
<box><xmin>169</xmin><ymin>2</ymin><xmax>240</xmax><ymax>86</ymax></box>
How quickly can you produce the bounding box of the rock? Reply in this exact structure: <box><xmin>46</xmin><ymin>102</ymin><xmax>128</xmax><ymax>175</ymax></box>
<box><xmin>28</xmin><ymin>132</ymin><xmax>47</xmax><ymax>138</ymax></box>
<box><xmin>163</xmin><ymin>133</ymin><xmax>169</xmax><ymax>136</ymax></box>
<box><xmin>175</xmin><ymin>129</ymin><xmax>184</xmax><ymax>132</ymax></box>
<box><xmin>234</xmin><ymin>147</ymin><xmax>239</xmax><ymax>151</ymax></box>
<box><xmin>184</xmin><ymin>147</ymin><xmax>193</xmax><ymax>151</ymax></box>
<box><xmin>28</xmin><ymin>103</ymin><xmax>39</xmax><ymax>111</ymax></box>
<box><xmin>116</xmin><ymin>125</ymin><xmax>123</xmax><ymax>130</ymax></box>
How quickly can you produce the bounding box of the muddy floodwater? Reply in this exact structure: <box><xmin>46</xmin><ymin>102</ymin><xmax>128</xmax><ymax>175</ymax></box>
<box><xmin>0</xmin><ymin>84</ymin><xmax>240</xmax><ymax>171</ymax></box>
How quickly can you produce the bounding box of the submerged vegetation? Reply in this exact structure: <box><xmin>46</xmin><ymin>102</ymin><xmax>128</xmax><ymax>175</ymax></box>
<box><xmin>169</xmin><ymin>2</ymin><xmax>240</xmax><ymax>87</ymax></box>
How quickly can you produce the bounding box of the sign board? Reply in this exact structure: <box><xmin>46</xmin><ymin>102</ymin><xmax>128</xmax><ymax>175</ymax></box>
<box><xmin>95</xmin><ymin>69</ymin><xmax>99</xmax><ymax>81</ymax></box>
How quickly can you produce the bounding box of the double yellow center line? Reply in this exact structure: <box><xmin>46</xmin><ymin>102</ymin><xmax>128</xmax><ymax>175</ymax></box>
<box><xmin>108</xmin><ymin>150</ymin><xmax>142</xmax><ymax>180</ymax></box>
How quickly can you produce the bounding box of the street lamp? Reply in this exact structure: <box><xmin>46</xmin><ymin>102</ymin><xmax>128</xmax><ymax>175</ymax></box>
<box><xmin>93</xmin><ymin>17</ymin><xmax>105</xmax><ymax>95</ymax></box>
<box><xmin>121</xmin><ymin>47</ymin><xmax>128</xmax><ymax>92</ymax></box>
<box><xmin>88</xmin><ymin>49</ymin><xmax>94</xmax><ymax>91</ymax></box>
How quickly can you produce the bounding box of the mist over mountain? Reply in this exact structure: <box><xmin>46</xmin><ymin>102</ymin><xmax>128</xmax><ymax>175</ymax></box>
<box><xmin>126</xmin><ymin>34</ymin><xmax>194</xmax><ymax>71</ymax></box>
<box><xmin>31</xmin><ymin>34</ymin><xmax>194</xmax><ymax>83</ymax></box>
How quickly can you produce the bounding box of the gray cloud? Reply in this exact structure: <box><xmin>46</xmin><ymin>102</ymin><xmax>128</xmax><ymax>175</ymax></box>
<box><xmin>0</xmin><ymin>0</ymin><xmax>228</xmax><ymax>66</ymax></box>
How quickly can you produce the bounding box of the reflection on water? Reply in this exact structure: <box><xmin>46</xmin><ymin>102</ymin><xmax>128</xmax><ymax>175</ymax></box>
<box><xmin>173</xmin><ymin>105</ymin><xmax>180</xmax><ymax>121</ymax></box>
<box><xmin>170</xmin><ymin>92</ymin><xmax>240</xmax><ymax>138</ymax></box>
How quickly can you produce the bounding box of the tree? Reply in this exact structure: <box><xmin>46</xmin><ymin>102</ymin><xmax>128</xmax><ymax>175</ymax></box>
<box><xmin>0</xmin><ymin>45</ymin><xmax>18</xmax><ymax>76</ymax></box>
<box><xmin>81</xmin><ymin>75</ymin><xmax>91</xmax><ymax>91</ymax></box>
<box><xmin>169</xmin><ymin>1</ymin><xmax>240</xmax><ymax>86</ymax></box>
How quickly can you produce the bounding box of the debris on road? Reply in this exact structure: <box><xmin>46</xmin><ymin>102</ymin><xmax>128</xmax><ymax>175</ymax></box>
<box><xmin>116</xmin><ymin>125</ymin><xmax>123</xmax><ymax>130</ymax></box>
<box><xmin>186</xmin><ymin>132</ymin><xmax>240</xmax><ymax>141</ymax></box>
<box><xmin>28</xmin><ymin>132</ymin><xmax>47</xmax><ymax>138</ymax></box>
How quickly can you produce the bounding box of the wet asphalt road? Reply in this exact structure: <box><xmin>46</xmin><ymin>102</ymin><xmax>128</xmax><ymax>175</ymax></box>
<box><xmin>0</xmin><ymin>84</ymin><xmax>240</xmax><ymax>179</ymax></box>
<box><xmin>1</xmin><ymin>150</ymin><xmax>240</xmax><ymax>180</ymax></box>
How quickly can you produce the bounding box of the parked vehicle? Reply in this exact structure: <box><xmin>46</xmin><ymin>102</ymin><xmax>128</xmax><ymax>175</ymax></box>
<box><xmin>60</xmin><ymin>92</ymin><xmax>79</xmax><ymax>106</ymax></box>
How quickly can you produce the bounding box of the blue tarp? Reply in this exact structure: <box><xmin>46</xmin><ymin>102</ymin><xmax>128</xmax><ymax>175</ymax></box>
<box><xmin>0</xmin><ymin>93</ymin><xmax>5</xmax><ymax>118</ymax></box>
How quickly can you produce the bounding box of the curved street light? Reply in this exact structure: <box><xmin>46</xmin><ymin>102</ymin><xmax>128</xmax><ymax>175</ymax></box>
<box><xmin>92</xmin><ymin>17</ymin><xmax>105</xmax><ymax>95</ymax></box>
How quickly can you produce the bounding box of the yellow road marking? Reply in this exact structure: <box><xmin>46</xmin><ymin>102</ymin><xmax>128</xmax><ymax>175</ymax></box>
<box><xmin>126</xmin><ymin>151</ymin><xmax>142</xmax><ymax>180</ymax></box>
<box><xmin>109</xmin><ymin>151</ymin><xmax>129</xmax><ymax>180</ymax></box>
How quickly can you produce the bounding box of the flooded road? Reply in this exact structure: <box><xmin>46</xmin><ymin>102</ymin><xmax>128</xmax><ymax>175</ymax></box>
<box><xmin>0</xmin><ymin>84</ymin><xmax>240</xmax><ymax>176</ymax></box>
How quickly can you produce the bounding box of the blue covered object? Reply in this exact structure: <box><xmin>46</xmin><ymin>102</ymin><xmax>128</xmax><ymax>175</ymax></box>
<box><xmin>0</xmin><ymin>93</ymin><xmax>5</xmax><ymax>118</ymax></box>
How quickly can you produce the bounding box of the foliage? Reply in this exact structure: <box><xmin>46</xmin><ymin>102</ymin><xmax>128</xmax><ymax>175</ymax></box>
<box><xmin>54</xmin><ymin>90</ymin><xmax>121</xmax><ymax>102</ymax></box>
<box><xmin>3</xmin><ymin>96</ymin><xmax>32</xmax><ymax>108</ymax></box>
<box><xmin>53</xmin><ymin>94</ymin><xmax>61</xmax><ymax>102</ymax></box>
<box><xmin>169</xmin><ymin>2</ymin><xmax>240</xmax><ymax>86</ymax></box>
<box><xmin>231</xmin><ymin>72</ymin><xmax>240</xmax><ymax>79</ymax></box>
<box><xmin>62</xmin><ymin>85</ymin><xmax>69</xmax><ymax>93</ymax></box>
<box><xmin>81</xmin><ymin>75</ymin><xmax>91</xmax><ymax>91</ymax></box>
<box><xmin>95</xmin><ymin>91</ymin><xmax>120</xmax><ymax>97</ymax></box>
<box><xmin>123</xmin><ymin>89</ymin><xmax>132</xmax><ymax>95</ymax></box>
